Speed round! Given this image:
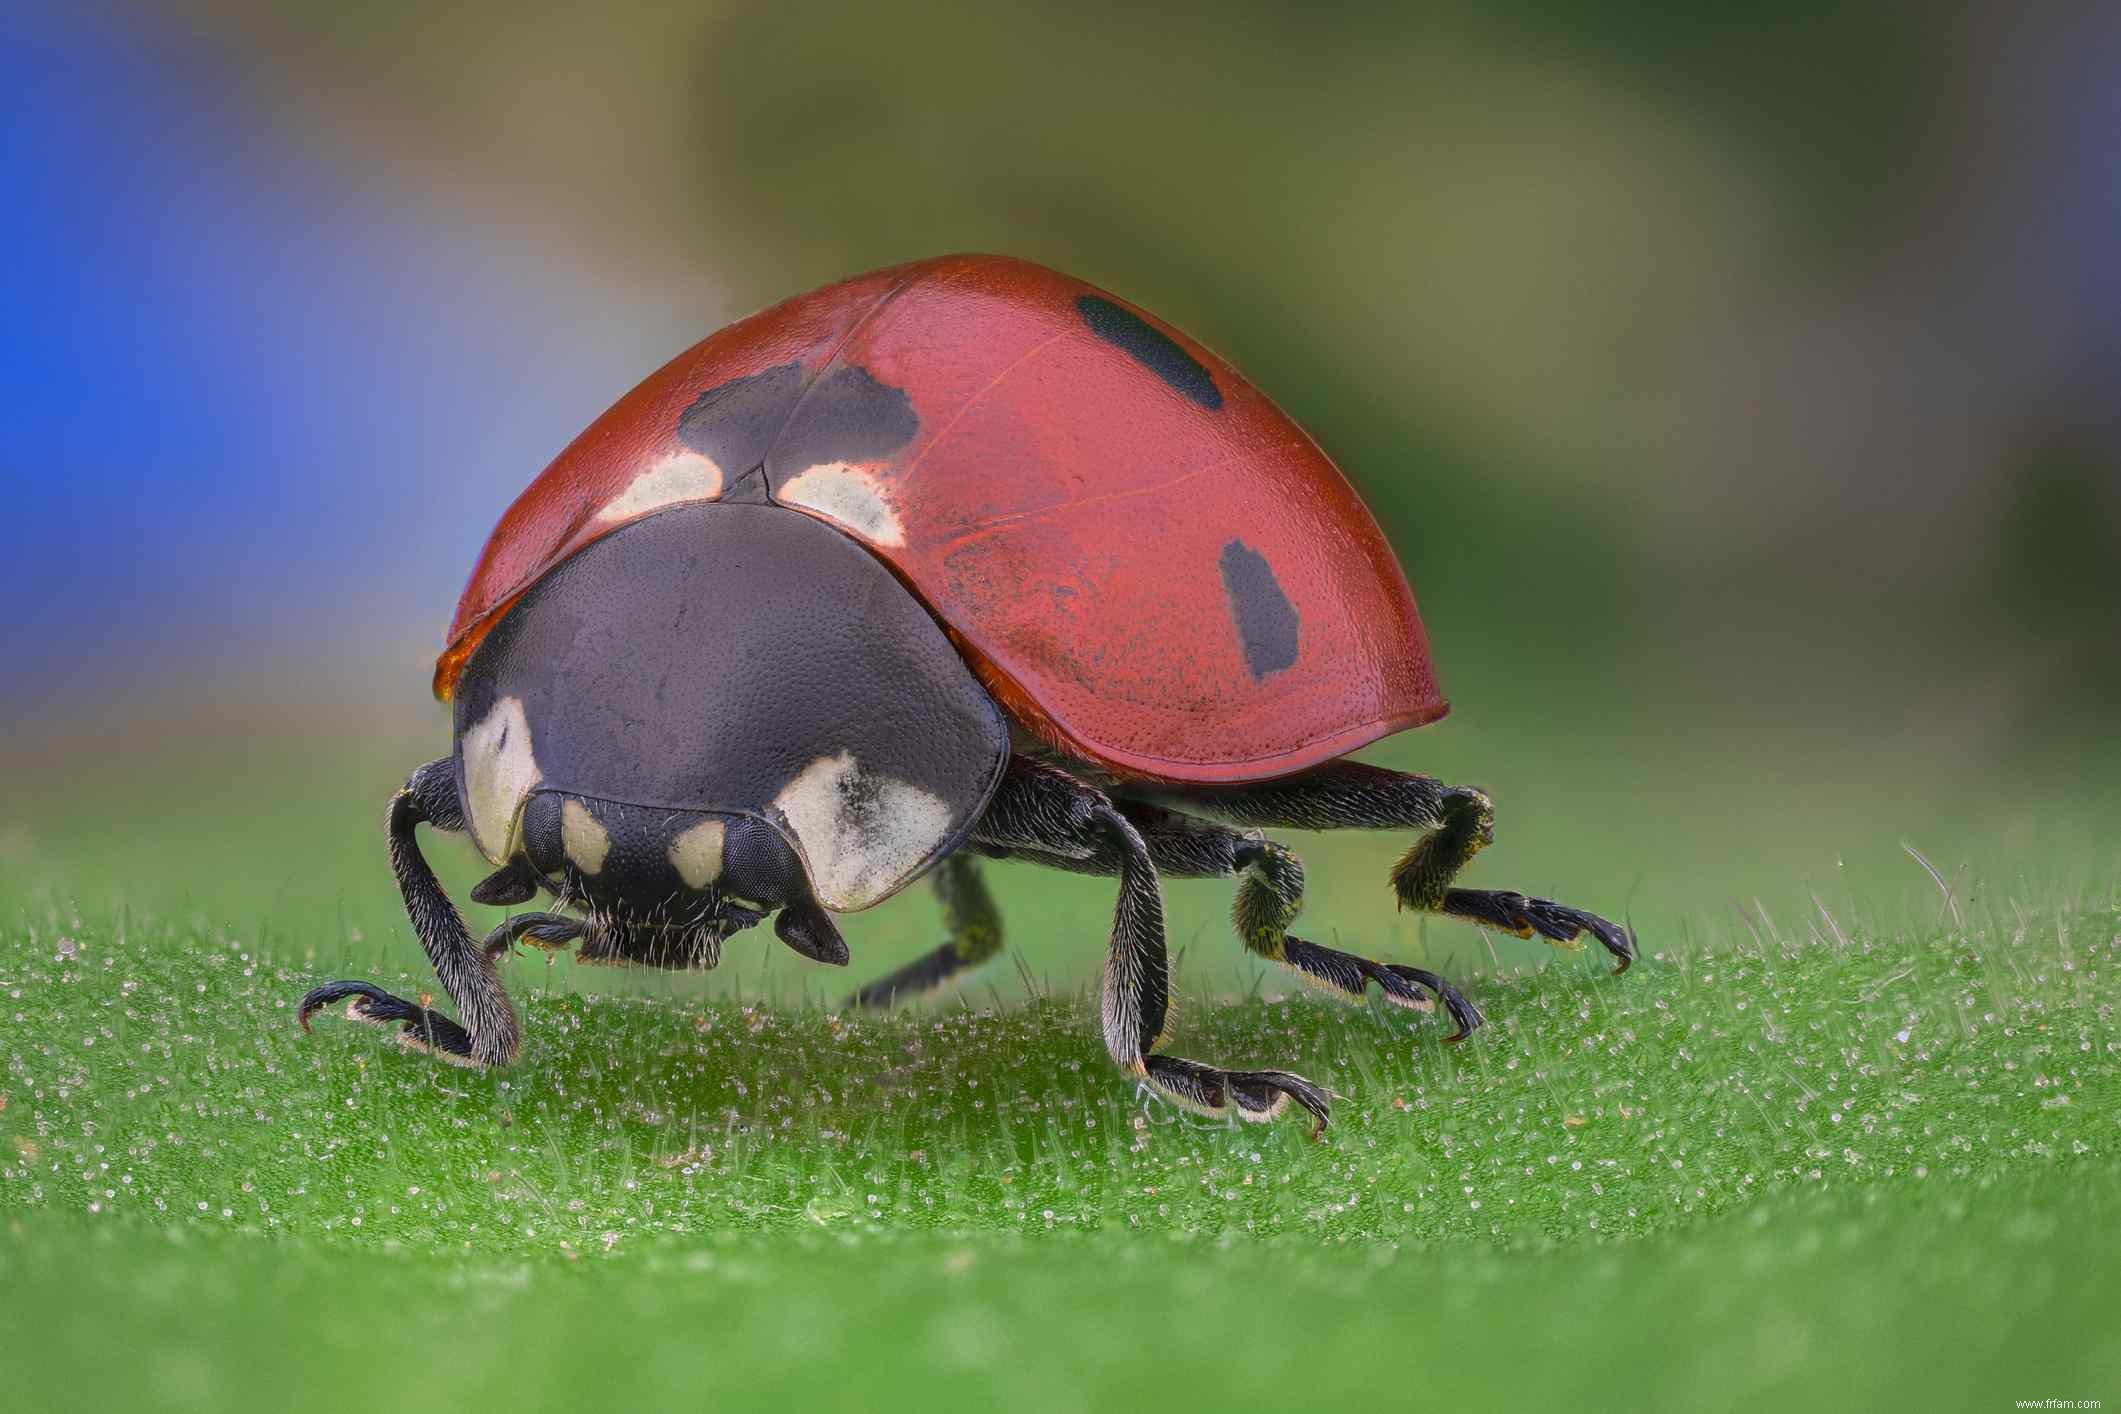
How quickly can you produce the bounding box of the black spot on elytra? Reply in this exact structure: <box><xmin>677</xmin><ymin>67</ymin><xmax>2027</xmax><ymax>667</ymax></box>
<box><xmin>1076</xmin><ymin>294</ymin><xmax>1222</xmax><ymax>410</ymax></box>
<box><xmin>1218</xmin><ymin>540</ymin><xmax>1299</xmax><ymax>680</ymax></box>
<box><xmin>767</xmin><ymin>364</ymin><xmax>920</xmax><ymax>479</ymax></box>
<box><xmin>678</xmin><ymin>362</ymin><xmax>804</xmax><ymax>476</ymax></box>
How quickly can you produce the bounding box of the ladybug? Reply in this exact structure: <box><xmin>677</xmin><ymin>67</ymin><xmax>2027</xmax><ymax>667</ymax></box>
<box><xmin>300</xmin><ymin>254</ymin><xmax>1632</xmax><ymax>1135</ymax></box>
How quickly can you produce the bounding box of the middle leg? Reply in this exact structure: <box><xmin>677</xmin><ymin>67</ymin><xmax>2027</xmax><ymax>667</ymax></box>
<box><xmin>1013</xmin><ymin>801</ymin><xmax>1484</xmax><ymax>1042</ymax></box>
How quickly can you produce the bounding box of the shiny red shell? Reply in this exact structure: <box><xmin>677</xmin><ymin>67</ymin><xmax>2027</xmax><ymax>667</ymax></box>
<box><xmin>436</xmin><ymin>255</ymin><xmax>1445</xmax><ymax>784</ymax></box>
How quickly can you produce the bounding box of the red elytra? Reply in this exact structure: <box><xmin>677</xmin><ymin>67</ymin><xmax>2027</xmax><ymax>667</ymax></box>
<box><xmin>435</xmin><ymin>254</ymin><xmax>1445</xmax><ymax>784</ymax></box>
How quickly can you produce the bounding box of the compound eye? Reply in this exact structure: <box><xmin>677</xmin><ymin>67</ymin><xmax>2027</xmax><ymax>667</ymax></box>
<box><xmin>518</xmin><ymin>792</ymin><xmax>568</xmax><ymax>878</ymax></box>
<box><xmin>719</xmin><ymin>815</ymin><xmax>809</xmax><ymax>910</ymax></box>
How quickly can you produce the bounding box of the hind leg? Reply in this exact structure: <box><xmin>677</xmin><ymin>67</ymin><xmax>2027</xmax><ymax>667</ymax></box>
<box><xmin>1147</xmin><ymin>761</ymin><xmax>1635</xmax><ymax>973</ymax></box>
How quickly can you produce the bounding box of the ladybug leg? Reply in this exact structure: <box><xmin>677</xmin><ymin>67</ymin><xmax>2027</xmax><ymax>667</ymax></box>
<box><xmin>296</xmin><ymin>981</ymin><xmax>480</xmax><ymax>1067</ymax></box>
<box><xmin>1222</xmin><ymin>832</ymin><xmax>1485</xmax><ymax>1041</ymax></box>
<box><xmin>1153</xmin><ymin>762</ymin><xmax>1635</xmax><ymax>974</ymax></box>
<box><xmin>846</xmin><ymin>853</ymin><xmax>1003</xmax><ymax>1008</ymax></box>
<box><xmin>972</xmin><ymin>756</ymin><xmax>1333</xmax><ymax>1138</ymax></box>
<box><xmin>1094</xmin><ymin>804</ymin><xmax>1484</xmax><ymax>1042</ymax></box>
<box><xmin>1396</xmin><ymin>790</ymin><xmax>1635</xmax><ymax>973</ymax></box>
<box><xmin>298</xmin><ymin>759</ymin><xmax>522</xmax><ymax>1068</ymax></box>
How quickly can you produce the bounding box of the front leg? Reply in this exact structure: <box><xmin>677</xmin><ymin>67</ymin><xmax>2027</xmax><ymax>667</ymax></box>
<box><xmin>299</xmin><ymin>759</ymin><xmax>525</xmax><ymax>1067</ymax></box>
<box><xmin>976</xmin><ymin>757</ymin><xmax>1332</xmax><ymax>1137</ymax></box>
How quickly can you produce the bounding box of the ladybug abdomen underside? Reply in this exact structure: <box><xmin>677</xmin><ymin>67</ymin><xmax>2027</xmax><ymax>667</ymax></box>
<box><xmin>440</xmin><ymin>255</ymin><xmax>1445</xmax><ymax>784</ymax></box>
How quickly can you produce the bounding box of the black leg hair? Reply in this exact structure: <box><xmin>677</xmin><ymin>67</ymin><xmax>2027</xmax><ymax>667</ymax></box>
<box><xmin>299</xmin><ymin>759</ymin><xmax>524</xmax><ymax>1067</ymax></box>
<box><xmin>848</xmin><ymin>852</ymin><xmax>1003</xmax><ymax>1007</ymax></box>
<box><xmin>972</xmin><ymin>756</ymin><xmax>1332</xmax><ymax>1136</ymax></box>
<box><xmin>1147</xmin><ymin>760</ymin><xmax>1634</xmax><ymax>973</ymax></box>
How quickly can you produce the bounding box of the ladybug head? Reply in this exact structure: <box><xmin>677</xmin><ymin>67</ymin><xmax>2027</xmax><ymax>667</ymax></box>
<box><xmin>507</xmin><ymin>788</ymin><xmax>852</xmax><ymax>968</ymax></box>
<box><xmin>516</xmin><ymin>790</ymin><xmax>805</xmax><ymax>944</ymax></box>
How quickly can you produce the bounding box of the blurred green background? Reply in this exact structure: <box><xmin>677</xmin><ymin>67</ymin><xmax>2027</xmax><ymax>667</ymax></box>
<box><xmin>6</xmin><ymin>1</ymin><xmax>2115</xmax><ymax>988</ymax></box>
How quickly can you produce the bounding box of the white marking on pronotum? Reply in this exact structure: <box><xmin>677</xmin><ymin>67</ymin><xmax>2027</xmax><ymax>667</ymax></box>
<box><xmin>772</xmin><ymin>751</ymin><xmax>949</xmax><ymax>911</ymax></box>
<box><xmin>777</xmin><ymin>461</ymin><xmax>904</xmax><ymax>546</ymax></box>
<box><xmin>596</xmin><ymin>450</ymin><xmax>724</xmax><ymax>523</ymax></box>
<box><xmin>561</xmin><ymin>799</ymin><xmax>611</xmax><ymax>875</ymax></box>
<box><xmin>461</xmin><ymin>696</ymin><xmax>540</xmax><ymax>863</ymax></box>
<box><xmin>667</xmin><ymin>819</ymin><xmax>727</xmax><ymax>890</ymax></box>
